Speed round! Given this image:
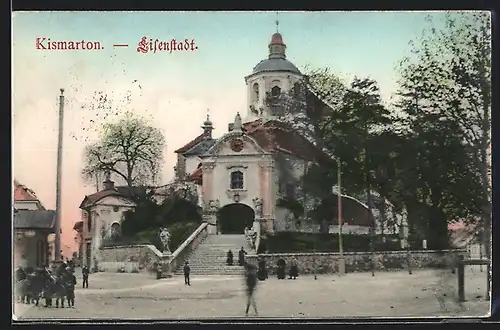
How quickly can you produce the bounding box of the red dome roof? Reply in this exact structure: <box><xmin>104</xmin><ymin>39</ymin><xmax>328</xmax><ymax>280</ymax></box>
<box><xmin>270</xmin><ymin>33</ymin><xmax>284</xmax><ymax>44</ymax></box>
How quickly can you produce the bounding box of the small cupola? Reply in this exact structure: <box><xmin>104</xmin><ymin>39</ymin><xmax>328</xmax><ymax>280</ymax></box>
<box><xmin>201</xmin><ymin>111</ymin><xmax>214</xmax><ymax>139</ymax></box>
<box><xmin>268</xmin><ymin>20</ymin><xmax>286</xmax><ymax>59</ymax></box>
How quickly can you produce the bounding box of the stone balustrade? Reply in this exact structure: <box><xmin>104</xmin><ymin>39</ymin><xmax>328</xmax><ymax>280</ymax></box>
<box><xmin>98</xmin><ymin>223</ymin><xmax>209</xmax><ymax>277</ymax></box>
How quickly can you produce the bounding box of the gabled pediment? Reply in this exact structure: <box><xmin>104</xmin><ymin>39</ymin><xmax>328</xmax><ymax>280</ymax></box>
<box><xmin>204</xmin><ymin>132</ymin><xmax>268</xmax><ymax>157</ymax></box>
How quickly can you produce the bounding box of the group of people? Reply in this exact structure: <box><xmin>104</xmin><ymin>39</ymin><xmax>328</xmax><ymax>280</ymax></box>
<box><xmin>226</xmin><ymin>247</ymin><xmax>248</xmax><ymax>266</ymax></box>
<box><xmin>15</xmin><ymin>262</ymin><xmax>90</xmax><ymax>308</ymax></box>
<box><xmin>276</xmin><ymin>257</ymin><xmax>299</xmax><ymax>280</ymax></box>
<box><xmin>225</xmin><ymin>248</ymin><xmax>298</xmax><ymax>281</ymax></box>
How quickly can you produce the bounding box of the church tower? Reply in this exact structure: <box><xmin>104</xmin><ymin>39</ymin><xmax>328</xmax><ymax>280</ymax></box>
<box><xmin>244</xmin><ymin>21</ymin><xmax>303</xmax><ymax>123</ymax></box>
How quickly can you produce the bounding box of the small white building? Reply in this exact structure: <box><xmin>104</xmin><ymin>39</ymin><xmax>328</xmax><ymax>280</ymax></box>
<box><xmin>78</xmin><ymin>174</ymin><xmax>136</xmax><ymax>270</ymax></box>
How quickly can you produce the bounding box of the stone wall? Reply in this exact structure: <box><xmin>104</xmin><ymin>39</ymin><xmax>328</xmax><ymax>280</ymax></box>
<box><xmin>99</xmin><ymin>245</ymin><xmax>162</xmax><ymax>274</ymax></box>
<box><xmin>246</xmin><ymin>249</ymin><xmax>467</xmax><ymax>275</ymax></box>
<box><xmin>98</xmin><ymin>223</ymin><xmax>209</xmax><ymax>277</ymax></box>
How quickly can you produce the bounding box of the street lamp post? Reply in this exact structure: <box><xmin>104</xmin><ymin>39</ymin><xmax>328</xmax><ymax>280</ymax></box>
<box><xmin>335</xmin><ymin>157</ymin><xmax>345</xmax><ymax>275</ymax></box>
<box><xmin>54</xmin><ymin>88</ymin><xmax>65</xmax><ymax>261</ymax></box>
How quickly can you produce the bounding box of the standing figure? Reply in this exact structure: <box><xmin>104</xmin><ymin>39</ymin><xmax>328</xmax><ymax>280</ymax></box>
<box><xmin>183</xmin><ymin>261</ymin><xmax>191</xmax><ymax>286</ymax></box>
<box><xmin>54</xmin><ymin>271</ymin><xmax>68</xmax><ymax>308</ymax></box>
<box><xmin>238</xmin><ymin>247</ymin><xmax>247</xmax><ymax>266</ymax></box>
<box><xmin>82</xmin><ymin>266</ymin><xmax>89</xmax><ymax>288</ymax></box>
<box><xmin>244</xmin><ymin>263</ymin><xmax>259</xmax><ymax>317</ymax></box>
<box><xmin>226</xmin><ymin>250</ymin><xmax>234</xmax><ymax>266</ymax></box>
<box><xmin>15</xmin><ymin>267</ymin><xmax>27</xmax><ymax>303</ymax></box>
<box><xmin>257</xmin><ymin>259</ymin><xmax>268</xmax><ymax>281</ymax></box>
<box><xmin>289</xmin><ymin>257</ymin><xmax>299</xmax><ymax>280</ymax></box>
<box><xmin>65</xmin><ymin>268</ymin><xmax>77</xmax><ymax>307</ymax></box>
<box><xmin>30</xmin><ymin>269</ymin><xmax>45</xmax><ymax>307</ymax></box>
<box><xmin>276</xmin><ymin>258</ymin><xmax>286</xmax><ymax>280</ymax></box>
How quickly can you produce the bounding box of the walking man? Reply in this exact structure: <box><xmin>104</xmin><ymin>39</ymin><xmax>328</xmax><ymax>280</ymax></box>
<box><xmin>244</xmin><ymin>262</ymin><xmax>258</xmax><ymax>317</ymax></box>
<box><xmin>82</xmin><ymin>266</ymin><xmax>89</xmax><ymax>288</ymax></box>
<box><xmin>183</xmin><ymin>261</ymin><xmax>191</xmax><ymax>286</ymax></box>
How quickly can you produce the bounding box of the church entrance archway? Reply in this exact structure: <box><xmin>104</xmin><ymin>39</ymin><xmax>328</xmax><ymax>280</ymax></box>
<box><xmin>217</xmin><ymin>203</ymin><xmax>255</xmax><ymax>234</ymax></box>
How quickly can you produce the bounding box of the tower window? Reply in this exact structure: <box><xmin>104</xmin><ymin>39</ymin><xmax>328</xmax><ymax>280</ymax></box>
<box><xmin>271</xmin><ymin>86</ymin><xmax>281</xmax><ymax>97</ymax></box>
<box><xmin>252</xmin><ymin>83</ymin><xmax>259</xmax><ymax>102</ymax></box>
<box><xmin>230</xmin><ymin>171</ymin><xmax>244</xmax><ymax>189</ymax></box>
<box><xmin>294</xmin><ymin>82</ymin><xmax>302</xmax><ymax>97</ymax></box>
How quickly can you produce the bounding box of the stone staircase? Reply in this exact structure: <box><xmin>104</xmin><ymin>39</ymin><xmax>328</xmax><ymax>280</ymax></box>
<box><xmin>174</xmin><ymin>234</ymin><xmax>252</xmax><ymax>276</ymax></box>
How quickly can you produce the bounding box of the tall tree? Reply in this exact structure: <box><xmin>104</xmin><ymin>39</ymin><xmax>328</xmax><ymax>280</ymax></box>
<box><xmin>82</xmin><ymin>112</ymin><xmax>166</xmax><ymax>189</ymax></box>
<box><xmin>394</xmin><ymin>12</ymin><xmax>491</xmax><ymax>252</ymax></box>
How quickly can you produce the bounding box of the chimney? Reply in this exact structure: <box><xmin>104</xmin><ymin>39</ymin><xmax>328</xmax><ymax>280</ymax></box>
<box><xmin>228</xmin><ymin>123</ymin><xmax>234</xmax><ymax>132</ymax></box>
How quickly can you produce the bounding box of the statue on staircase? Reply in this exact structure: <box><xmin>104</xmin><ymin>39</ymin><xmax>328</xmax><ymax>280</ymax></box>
<box><xmin>159</xmin><ymin>227</ymin><xmax>171</xmax><ymax>254</ymax></box>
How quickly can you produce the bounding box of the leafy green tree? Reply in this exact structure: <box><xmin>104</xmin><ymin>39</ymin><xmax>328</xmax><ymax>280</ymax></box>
<box><xmin>82</xmin><ymin>112</ymin><xmax>166</xmax><ymax>189</ymax></box>
<box><xmin>394</xmin><ymin>12</ymin><xmax>491</xmax><ymax>254</ymax></box>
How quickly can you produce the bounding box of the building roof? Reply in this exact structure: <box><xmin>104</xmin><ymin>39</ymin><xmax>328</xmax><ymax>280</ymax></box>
<box><xmin>245</xmin><ymin>119</ymin><xmax>329</xmax><ymax>163</ymax></box>
<box><xmin>73</xmin><ymin>221</ymin><xmax>83</xmax><ymax>232</ymax></box>
<box><xmin>174</xmin><ymin>132</ymin><xmax>214</xmax><ymax>154</ymax></box>
<box><xmin>187</xmin><ymin>167</ymin><xmax>203</xmax><ymax>184</ymax></box>
<box><xmin>13</xmin><ymin>180</ymin><xmax>40</xmax><ymax>202</ymax></box>
<box><xmin>185</xmin><ymin>119</ymin><xmax>330</xmax><ymax>185</ymax></box>
<box><xmin>183</xmin><ymin>138</ymin><xmax>217</xmax><ymax>156</ymax></box>
<box><xmin>251</xmin><ymin>58</ymin><xmax>301</xmax><ymax>76</ymax></box>
<box><xmin>13</xmin><ymin>210</ymin><xmax>56</xmax><ymax>230</ymax></box>
<box><xmin>79</xmin><ymin>186</ymin><xmax>139</xmax><ymax>209</ymax></box>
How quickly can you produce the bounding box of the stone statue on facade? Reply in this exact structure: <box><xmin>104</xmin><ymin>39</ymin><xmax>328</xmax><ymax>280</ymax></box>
<box><xmin>207</xmin><ymin>199</ymin><xmax>220</xmax><ymax>214</ymax></box>
<box><xmin>252</xmin><ymin>197</ymin><xmax>263</xmax><ymax>217</ymax></box>
<box><xmin>110</xmin><ymin>223</ymin><xmax>121</xmax><ymax>239</ymax></box>
<box><xmin>159</xmin><ymin>227</ymin><xmax>171</xmax><ymax>254</ymax></box>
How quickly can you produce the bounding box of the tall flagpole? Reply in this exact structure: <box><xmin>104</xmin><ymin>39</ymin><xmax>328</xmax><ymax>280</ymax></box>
<box><xmin>54</xmin><ymin>88</ymin><xmax>65</xmax><ymax>261</ymax></box>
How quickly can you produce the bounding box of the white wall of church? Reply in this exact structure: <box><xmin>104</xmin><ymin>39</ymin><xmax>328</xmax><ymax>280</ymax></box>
<box><xmin>185</xmin><ymin>156</ymin><xmax>202</xmax><ymax>176</ymax></box>
<box><xmin>211</xmin><ymin>156</ymin><xmax>263</xmax><ymax>209</ymax></box>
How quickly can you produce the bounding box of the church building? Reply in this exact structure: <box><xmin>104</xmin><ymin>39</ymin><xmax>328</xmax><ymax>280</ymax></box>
<box><xmin>174</xmin><ymin>29</ymin><xmax>336</xmax><ymax>237</ymax></box>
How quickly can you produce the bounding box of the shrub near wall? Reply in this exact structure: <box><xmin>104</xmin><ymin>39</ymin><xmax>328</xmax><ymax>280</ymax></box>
<box><xmin>247</xmin><ymin>249</ymin><xmax>466</xmax><ymax>275</ymax></box>
<box><xmin>263</xmin><ymin>232</ymin><xmax>418</xmax><ymax>253</ymax></box>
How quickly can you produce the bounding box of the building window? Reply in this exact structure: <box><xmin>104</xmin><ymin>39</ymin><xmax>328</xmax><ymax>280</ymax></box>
<box><xmin>230</xmin><ymin>171</ymin><xmax>244</xmax><ymax>189</ymax></box>
<box><xmin>271</xmin><ymin>85</ymin><xmax>281</xmax><ymax>97</ymax></box>
<box><xmin>87</xmin><ymin>213</ymin><xmax>92</xmax><ymax>232</ymax></box>
<box><xmin>252</xmin><ymin>83</ymin><xmax>259</xmax><ymax>102</ymax></box>
<box><xmin>113</xmin><ymin>205</ymin><xmax>119</xmax><ymax>212</ymax></box>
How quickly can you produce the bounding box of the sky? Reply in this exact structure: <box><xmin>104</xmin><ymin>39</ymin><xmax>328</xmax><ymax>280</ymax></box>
<box><xmin>12</xmin><ymin>11</ymin><xmax>453</xmax><ymax>256</ymax></box>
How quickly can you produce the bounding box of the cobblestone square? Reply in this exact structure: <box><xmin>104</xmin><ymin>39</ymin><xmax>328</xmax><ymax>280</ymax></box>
<box><xmin>15</xmin><ymin>266</ymin><xmax>489</xmax><ymax>320</ymax></box>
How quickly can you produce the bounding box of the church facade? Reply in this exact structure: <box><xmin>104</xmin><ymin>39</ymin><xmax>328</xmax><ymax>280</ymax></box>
<box><xmin>174</xmin><ymin>31</ymin><xmax>332</xmax><ymax>237</ymax></box>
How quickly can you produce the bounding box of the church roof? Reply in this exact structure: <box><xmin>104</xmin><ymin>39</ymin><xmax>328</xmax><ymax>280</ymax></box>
<box><xmin>245</xmin><ymin>119</ymin><xmax>329</xmax><ymax>163</ymax></box>
<box><xmin>187</xmin><ymin>167</ymin><xmax>203</xmax><ymax>184</ymax></box>
<box><xmin>174</xmin><ymin>132</ymin><xmax>215</xmax><ymax>155</ymax></box>
<box><xmin>251</xmin><ymin>58</ymin><xmax>301</xmax><ymax>76</ymax></box>
<box><xmin>184</xmin><ymin>139</ymin><xmax>217</xmax><ymax>156</ymax></box>
<box><xmin>185</xmin><ymin>119</ymin><xmax>329</xmax><ymax>185</ymax></box>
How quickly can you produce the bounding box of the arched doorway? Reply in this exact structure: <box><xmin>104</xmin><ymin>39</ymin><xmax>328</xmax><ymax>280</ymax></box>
<box><xmin>217</xmin><ymin>203</ymin><xmax>255</xmax><ymax>234</ymax></box>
